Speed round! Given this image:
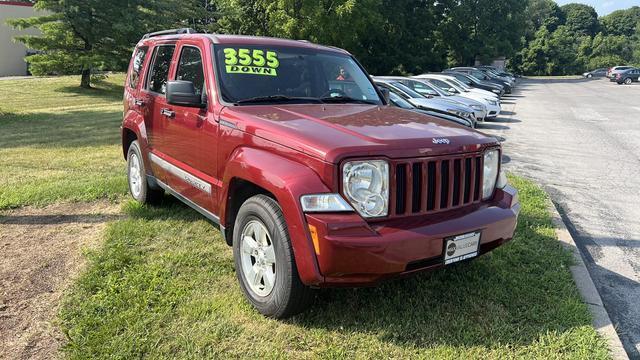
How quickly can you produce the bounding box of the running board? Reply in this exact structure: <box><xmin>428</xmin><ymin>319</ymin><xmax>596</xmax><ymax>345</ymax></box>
<box><xmin>151</xmin><ymin>176</ymin><xmax>221</xmax><ymax>225</ymax></box>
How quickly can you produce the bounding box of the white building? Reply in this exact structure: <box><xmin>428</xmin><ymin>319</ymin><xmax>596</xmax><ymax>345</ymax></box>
<box><xmin>0</xmin><ymin>1</ymin><xmax>42</xmax><ymax>77</ymax></box>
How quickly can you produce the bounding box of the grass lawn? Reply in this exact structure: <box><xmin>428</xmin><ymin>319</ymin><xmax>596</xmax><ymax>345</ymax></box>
<box><xmin>59</xmin><ymin>176</ymin><xmax>609</xmax><ymax>359</ymax></box>
<box><xmin>0</xmin><ymin>74</ymin><xmax>127</xmax><ymax>209</ymax></box>
<box><xmin>0</xmin><ymin>75</ymin><xmax>608</xmax><ymax>358</ymax></box>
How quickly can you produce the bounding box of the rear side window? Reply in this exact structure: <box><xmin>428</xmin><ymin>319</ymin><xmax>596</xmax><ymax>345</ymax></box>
<box><xmin>147</xmin><ymin>45</ymin><xmax>175</xmax><ymax>94</ymax></box>
<box><xmin>129</xmin><ymin>46</ymin><xmax>148</xmax><ymax>89</ymax></box>
<box><xmin>176</xmin><ymin>46</ymin><xmax>205</xmax><ymax>96</ymax></box>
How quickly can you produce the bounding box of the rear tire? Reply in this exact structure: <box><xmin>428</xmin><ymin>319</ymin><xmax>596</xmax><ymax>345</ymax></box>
<box><xmin>233</xmin><ymin>194</ymin><xmax>313</xmax><ymax>318</ymax></box>
<box><xmin>127</xmin><ymin>140</ymin><xmax>164</xmax><ymax>204</ymax></box>
<box><xmin>624</xmin><ymin>77</ymin><xmax>632</xmax><ymax>85</ymax></box>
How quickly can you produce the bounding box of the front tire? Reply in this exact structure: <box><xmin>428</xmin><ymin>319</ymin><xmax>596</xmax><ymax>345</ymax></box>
<box><xmin>233</xmin><ymin>194</ymin><xmax>313</xmax><ymax>318</ymax></box>
<box><xmin>587</xmin><ymin>74</ymin><xmax>593</xmax><ymax>78</ymax></box>
<box><xmin>127</xmin><ymin>140</ymin><xmax>163</xmax><ymax>204</ymax></box>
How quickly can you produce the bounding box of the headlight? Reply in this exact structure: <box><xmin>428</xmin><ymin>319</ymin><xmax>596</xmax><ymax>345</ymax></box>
<box><xmin>482</xmin><ymin>149</ymin><xmax>500</xmax><ymax>199</ymax></box>
<box><xmin>492</xmin><ymin>89</ymin><xmax>500</xmax><ymax>93</ymax></box>
<box><xmin>342</xmin><ymin>160</ymin><xmax>389</xmax><ymax>217</ymax></box>
<box><xmin>471</xmin><ymin>104</ymin><xmax>484</xmax><ymax>111</ymax></box>
<box><xmin>301</xmin><ymin>194</ymin><xmax>353</xmax><ymax>212</ymax></box>
<box><xmin>486</xmin><ymin>99</ymin><xmax>497</xmax><ymax>105</ymax></box>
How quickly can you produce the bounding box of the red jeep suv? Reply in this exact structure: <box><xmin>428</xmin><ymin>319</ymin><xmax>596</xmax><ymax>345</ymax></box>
<box><xmin>121</xmin><ymin>28</ymin><xmax>520</xmax><ymax>318</ymax></box>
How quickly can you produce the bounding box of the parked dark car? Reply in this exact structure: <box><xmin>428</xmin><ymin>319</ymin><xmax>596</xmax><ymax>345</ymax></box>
<box><xmin>615</xmin><ymin>68</ymin><xmax>640</xmax><ymax>85</ymax></box>
<box><xmin>449</xmin><ymin>67</ymin><xmax>512</xmax><ymax>94</ymax></box>
<box><xmin>477</xmin><ymin>66</ymin><xmax>516</xmax><ymax>81</ymax></box>
<box><xmin>442</xmin><ymin>70</ymin><xmax>505</xmax><ymax>96</ymax></box>
<box><xmin>608</xmin><ymin>66</ymin><xmax>634</xmax><ymax>81</ymax></box>
<box><xmin>582</xmin><ymin>68</ymin><xmax>607</xmax><ymax>78</ymax></box>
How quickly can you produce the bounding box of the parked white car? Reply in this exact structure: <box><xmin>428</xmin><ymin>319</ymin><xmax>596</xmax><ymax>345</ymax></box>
<box><xmin>414</xmin><ymin>74</ymin><xmax>501</xmax><ymax>119</ymax></box>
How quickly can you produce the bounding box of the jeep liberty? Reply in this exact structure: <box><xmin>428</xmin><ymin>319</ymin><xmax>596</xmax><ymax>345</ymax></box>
<box><xmin>121</xmin><ymin>28</ymin><xmax>520</xmax><ymax>318</ymax></box>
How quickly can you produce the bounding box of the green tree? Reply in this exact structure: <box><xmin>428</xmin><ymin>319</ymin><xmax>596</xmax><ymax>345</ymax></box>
<box><xmin>600</xmin><ymin>6</ymin><xmax>640</xmax><ymax>37</ymax></box>
<box><xmin>443</xmin><ymin>0</ymin><xmax>527</xmax><ymax>66</ymax></box>
<box><xmin>9</xmin><ymin>0</ymin><xmax>202</xmax><ymax>88</ymax></box>
<box><xmin>524</xmin><ymin>0</ymin><xmax>564</xmax><ymax>40</ymax></box>
<box><xmin>588</xmin><ymin>33</ymin><xmax>634</xmax><ymax>69</ymax></box>
<box><xmin>560</xmin><ymin>3</ymin><xmax>599</xmax><ymax>36</ymax></box>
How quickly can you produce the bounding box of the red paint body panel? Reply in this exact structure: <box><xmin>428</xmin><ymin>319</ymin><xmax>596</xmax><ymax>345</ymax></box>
<box><xmin>121</xmin><ymin>34</ymin><xmax>519</xmax><ymax>287</ymax></box>
<box><xmin>306</xmin><ymin>185</ymin><xmax>519</xmax><ymax>286</ymax></box>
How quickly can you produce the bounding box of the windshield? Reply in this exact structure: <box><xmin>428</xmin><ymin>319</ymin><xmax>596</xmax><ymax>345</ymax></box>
<box><xmin>466</xmin><ymin>74</ymin><xmax>482</xmax><ymax>83</ymax></box>
<box><xmin>403</xmin><ymin>79</ymin><xmax>442</xmax><ymax>97</ymax></box>
<box><xmin>388</xmin><ymin>91</ymin><xmax>414</xmax><ymax>109</ymax></box>
<box><xmin>423</xmin><ymin>79</ymin><xmax>455</xmax><ymax>96</ymax></box>
<box><xmin>450</xmin><ymin>78</ymin><xmax>471</xmax><ymax>90</ymax></box>
<box><xmin>214</xmin><ymin>44</ymin><xmax>382</xmax><ymax>105</ymax></box>
<box><xmin>388</xmin><ymin>81</ymin><xmax>425</xmax><ymax>99</ymax></box>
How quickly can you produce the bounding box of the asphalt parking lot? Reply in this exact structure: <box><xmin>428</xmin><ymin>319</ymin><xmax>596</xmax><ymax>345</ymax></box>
<box><xmin>481</xmin><ymin>77</ymin><xmax>640</xmax><ymax>359</ymax></box>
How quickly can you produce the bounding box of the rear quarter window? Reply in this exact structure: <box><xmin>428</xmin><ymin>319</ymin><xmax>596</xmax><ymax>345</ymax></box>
<box><xmin>129</xmin><ymin>46</ymin><xmax>148</xmax><ymax>89</ymax></box>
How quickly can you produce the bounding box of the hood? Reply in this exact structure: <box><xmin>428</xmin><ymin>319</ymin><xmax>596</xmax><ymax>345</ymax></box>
<box><xmin>448</xmin><ymin>95</ymin><xmax>483</xmax><ymax>107</ymax></box>
<box><xmin>408</xmin><ymin>97</ymin><xmax>472</xmax><ymax>113</ymax></box>
<box><xmin>220</xmin><ymin>104</ymin><xmax>497</xmax><ymax>163</ymax></box>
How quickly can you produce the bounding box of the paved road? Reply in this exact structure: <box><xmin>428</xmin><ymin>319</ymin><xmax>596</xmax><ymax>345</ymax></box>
<box><xmin>481</xmin><ymin>78</ymin><xmax>640</xmax><ymax>359</ymax></box>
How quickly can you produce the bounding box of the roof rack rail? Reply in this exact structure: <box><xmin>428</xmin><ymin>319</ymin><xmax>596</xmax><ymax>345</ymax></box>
<box><xmin>142</xmin><ymin>28</ymin><xmax>197</xmax><ymax>40</ymax></box>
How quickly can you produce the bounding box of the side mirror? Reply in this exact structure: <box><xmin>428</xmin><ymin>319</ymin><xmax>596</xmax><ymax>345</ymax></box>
<box><xmin>379</xmin><ymin>87</ymin><xmax>390</xmax><ymax>104</ymax></box>
<box><xmin>166</xmin><ymin>80</ymin><xmax>205</xmax><ymax>108</ymax></box>
<box><xmin>448</xmin><ymin>88</ymin><xmax>456</xmax><ymax>93</ymax></box>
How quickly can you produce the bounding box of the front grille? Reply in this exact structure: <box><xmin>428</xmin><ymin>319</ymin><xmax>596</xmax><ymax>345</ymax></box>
<box><xmin>390</xmin><ymin>153</ymin><xmax>483</xmax><ymax>217</ymax></box>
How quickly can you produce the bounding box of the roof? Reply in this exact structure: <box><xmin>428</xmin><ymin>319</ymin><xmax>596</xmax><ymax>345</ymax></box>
<box><xmin>139</xmin><ymin>31</ymin><xmax>350</xmax><ymax>55</ymax></box>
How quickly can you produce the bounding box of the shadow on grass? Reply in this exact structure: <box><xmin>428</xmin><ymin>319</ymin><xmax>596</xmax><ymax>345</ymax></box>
<box><xmin>111</xmin><ymin>186</ymin><xmax>593</xmax><ymax>352</ymax></box>
<box><xmin>0</xmin><ymin>108</ymin><xmax>122</xmax><ymax>148</ymax></box>
<box><xmin>57</xmin><ymin>79</ymin><xmax>124</xmax><ymax>103</ymax></box>
<box><xmin>286</xmin><ymin>208</ymin><xmax>590</xmax><ymax>349</ymax></box>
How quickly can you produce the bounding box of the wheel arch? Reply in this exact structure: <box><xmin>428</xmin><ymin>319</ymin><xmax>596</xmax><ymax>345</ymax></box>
<box><xmin>219</xmin><ymin>146</ymin><xmax>332</xmax><ymax>286</ymax></box>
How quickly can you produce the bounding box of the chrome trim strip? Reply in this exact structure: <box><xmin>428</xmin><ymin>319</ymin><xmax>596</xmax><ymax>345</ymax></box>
<box><xmin>155</xmin><ymin>178</ymin><xmax>220</xmax><ymax>224</ymax></box>
<box><xmin>150</xmin><ymin>153</ymin><xmax>212</xmax><ymax>194</ymax></box>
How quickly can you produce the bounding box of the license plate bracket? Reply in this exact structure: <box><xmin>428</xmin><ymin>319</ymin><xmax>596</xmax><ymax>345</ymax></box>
<box><xmin>443</xmin><ymin>231</ymin><xmax>481</xmax><ymax>265</ymax></box>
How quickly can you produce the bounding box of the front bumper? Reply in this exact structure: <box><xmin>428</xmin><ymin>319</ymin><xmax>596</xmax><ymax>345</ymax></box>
<box><xmin>304</xmin><ymin>185</ymin><xmax>520</xmax><ymax>286</ymax></box>
<box><xmin>486</xmin><ymin>103</ymin><xmax>501</xmax><ymax>118</ymax></box>
<box><xmin>472</xmin><ymin>109</ymin><xmax>487</xmax><ymax>121</ymax></box>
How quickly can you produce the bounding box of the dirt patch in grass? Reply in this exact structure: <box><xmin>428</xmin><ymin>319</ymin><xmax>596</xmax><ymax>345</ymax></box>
<box><xmin>0</xmin><ymin>201</ymin><xmax>121</xmax><ymax>359</ymax></box>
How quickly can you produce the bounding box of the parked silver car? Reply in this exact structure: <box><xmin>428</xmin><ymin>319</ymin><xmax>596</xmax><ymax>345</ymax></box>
<box><xmin>373</xmin><ymin>78</ymin><xmax>477</xmax><ymax>127</ymax></box>
<box><xmin>379</xmin><ymin>76</ymin><xmax>488</xmax><ymax>121</ymax></box>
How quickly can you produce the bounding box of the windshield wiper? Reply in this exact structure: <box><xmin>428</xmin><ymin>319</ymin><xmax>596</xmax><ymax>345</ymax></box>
<box><xmin>235</xmin><ymin>95</ymin><xmax>323</xmax><ymax>105</ymax></box>
<box><xmin>319</xmin><ymin>96</ymin><xmax>377</xmax><ymax>105</ymax></box>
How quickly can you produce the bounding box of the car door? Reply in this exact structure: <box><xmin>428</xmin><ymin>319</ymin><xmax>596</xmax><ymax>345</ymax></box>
<box><xmin>141</xmin><ymin>43</ymin><xmax>177</xmax><ymax>184</ymax></box>
<box><xmin>160</xmin><ymin>42</ymin><xmax>218</xmax><ymax>211</ymax></box>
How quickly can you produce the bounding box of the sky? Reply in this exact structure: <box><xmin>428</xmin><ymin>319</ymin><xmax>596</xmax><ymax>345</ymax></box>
<box><xmin>555</xmin><ymin>0</ymin><xmax>640</xmax><ymax>15</ymax></box>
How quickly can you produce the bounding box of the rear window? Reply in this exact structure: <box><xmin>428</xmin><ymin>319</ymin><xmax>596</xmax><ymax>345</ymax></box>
<box><xmin>129</xmin><ymin>46</ymin><xmax>148</xmax><ymax>89</ymax></box>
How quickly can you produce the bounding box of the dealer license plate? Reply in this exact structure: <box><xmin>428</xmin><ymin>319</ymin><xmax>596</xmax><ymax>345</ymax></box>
<box><xmin>444</xmin><ymin>231</ymin><xmax>481</xmax><ymax>265</ymax></box>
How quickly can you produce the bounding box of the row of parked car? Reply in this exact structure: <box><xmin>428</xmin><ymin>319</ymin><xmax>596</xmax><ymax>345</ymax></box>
<box><xmin>583</xmin><ymin>66</ymin><xmax>640</xmax><ymax>85</ymax></box>
<box><xmin>374</xmin><ymin>66</ymin><xmax>517</xmax><ymax>128</ymax></box>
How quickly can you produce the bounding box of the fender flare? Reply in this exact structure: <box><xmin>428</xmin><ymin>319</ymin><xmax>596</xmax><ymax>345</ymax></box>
<box><xmin>220</xmin><ymin>147</ymin><xmax>331</xmax><ymax>285</ymax></box>
<box><xmin>121</xmin><ymin>110</ymin><xmax>152</xmax><ymax>172</ymax></box>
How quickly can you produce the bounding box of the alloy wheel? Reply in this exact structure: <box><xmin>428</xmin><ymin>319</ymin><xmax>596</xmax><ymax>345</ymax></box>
<box><xmin>240</xmin><ymin>219</ymin><xmax>277</xmax><ymax>297</ymax></box>
<box><xmin>129</xmin><ymin>153</ymin><xmax>142</xmax><ymax>198</ymax></box>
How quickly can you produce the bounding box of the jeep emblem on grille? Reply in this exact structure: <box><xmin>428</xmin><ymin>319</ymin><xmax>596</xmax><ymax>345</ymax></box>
<box><xmin>432</xmin><ymin>138</ymin><xmax>450</xmax><ymax>144</ymax></box>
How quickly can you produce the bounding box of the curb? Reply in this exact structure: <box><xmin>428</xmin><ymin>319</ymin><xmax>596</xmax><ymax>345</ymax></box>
<box><xmin>546</xmin><ymin>199</ymin><xmax>629</xmax><ymax>360</ymax></box>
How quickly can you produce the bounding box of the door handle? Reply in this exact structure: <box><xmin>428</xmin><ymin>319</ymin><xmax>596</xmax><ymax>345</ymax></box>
<box><xmin>134</xmin><ymin>99</ymin><xmax>145</xmax><ymax>106</ymax></box>
<box><xmin>160</xmin><ymin>108</ymin><xmax>175</xmax><ymax>118</ymax></box>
